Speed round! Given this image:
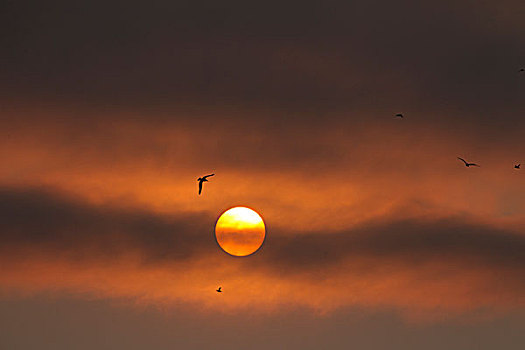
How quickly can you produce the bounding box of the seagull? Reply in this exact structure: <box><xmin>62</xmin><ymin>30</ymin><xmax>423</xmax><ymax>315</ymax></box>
<box><xmin>515</xmin><ymin>164</ymin><xmax>521</xmax><ymax>169</ymax></box>
<box><xmin>395</xmin><ymin>113</ymin><xmax>404</xmax><ymax>118</ymax></box>
<box><xmin>197</xmin><ymin>173</ymin><xmax>215</xmax><ymax>195</ymax></box>
<box><xmin>457</xmin><ymin>157</ymin><xmax>480</xmax><ymax>167</ymax></box>
<box><xmin>216</xmin><ymin>287</ymin><xmax>222</xmax><ymax>293</ymax></box>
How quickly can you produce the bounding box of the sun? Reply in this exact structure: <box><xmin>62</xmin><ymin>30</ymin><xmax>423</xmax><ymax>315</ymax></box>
<box><xmin>215</xmin><ymin>207</ymin><xmax>266</xmax><ymax>257</ymax></box>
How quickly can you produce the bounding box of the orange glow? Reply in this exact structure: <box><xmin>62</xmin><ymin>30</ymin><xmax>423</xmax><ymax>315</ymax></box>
<box><xmin>3</xmin><ymin>108</ymin><xmax>525</xmax><ymax>322</ymax></box>
<box><xmin>215</xmin><ymin>207</ymin><xmax>266</xmax><ymax>256</ymax></box>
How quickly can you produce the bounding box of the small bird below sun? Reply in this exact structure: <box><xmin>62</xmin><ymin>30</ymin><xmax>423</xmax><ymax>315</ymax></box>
<box><xmin>215</xmin><ymin>206</ymin><xmax>266</xmax><ymax>257</ymax></box>
<box><xmin>216</xmin><ymin>287</ymin><xmax>222</xmax><ymax>293</ymax></box>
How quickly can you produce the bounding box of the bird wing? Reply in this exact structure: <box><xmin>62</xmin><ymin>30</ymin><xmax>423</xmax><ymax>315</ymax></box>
<box><xmin>457</xmin><ymin>157</ymin><xmax>468</xmax><ymax>165</ymax></box>
<box><xmin>198</xmin><ymin>181</ymin><xmax>203</xmax><ymax>195</ymax></box>
<box><xmin>203</xmin><ymin>173</ymin><xmax>215</xmax><ymax>179</ymax></box>
<box><xmin>469</xmin><ymin>163</ymin><xmax>480</xmax><ymax>167</ymax></box>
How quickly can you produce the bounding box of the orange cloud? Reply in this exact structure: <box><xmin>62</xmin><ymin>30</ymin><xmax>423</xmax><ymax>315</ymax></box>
<box><xmin>1</xmin><ymin>187</ymin><xmax>524</xmax><ymax>321</ymax></box>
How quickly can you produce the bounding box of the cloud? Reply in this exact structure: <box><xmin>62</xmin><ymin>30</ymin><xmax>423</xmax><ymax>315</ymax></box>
<box><xmin>1</xmin><ymin>0</ymin><xmax>523</xmax><ymax>128</ymax></box>
<box><xmin>1</xmin><ymin>186</ymin><xmax>525</xmax><ymax>318</ymax></box>
<box><xmin>3</xmin><ymin>187</ymin><xmax>524</xmax><ymax>270</ymax></box>
<box><xmin>260</xmin><ymin>217</ymin><xmax>525</xmax><ymax>273</ymax></box>
<box><xmin>1</xmin><ymin>0</ymin><xmax>525</xmax><ymax>321</ymax></box>
<box><xmin>0</xmin><ymin>187</ymin><xmax>217</xmax><ymax>263</ymax></box>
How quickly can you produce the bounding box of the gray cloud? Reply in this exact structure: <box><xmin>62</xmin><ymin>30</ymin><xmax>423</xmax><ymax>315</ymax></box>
<box><xmin>258</xmin><ymin>219</ymin><xmax>525</xmax><ymax>274</ymax></box>
<box><xmin>0</xmin><ymin>187</ymin><xmax>218</xmax><ymax>263</ymax></box>
<box><xmin>2</xmin><ymin>187</ymin><xmax>525</xmax><ymax>281</ymax></box>
<box><xmin>1</xmin><ymin>0</ymin><xmax>523</xmax><ymax>130</ymax></box>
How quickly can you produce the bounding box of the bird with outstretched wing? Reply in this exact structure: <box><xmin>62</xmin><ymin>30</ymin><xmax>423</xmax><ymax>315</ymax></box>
<box><xmin>197</xmin><ymin>173</ymin><xmax>215</xmax><ymax>195</ymax></box>
<box><xmin>458</xmin><ymin>157</ymin><xmax>480</xmax><ymax>167</ymax></box>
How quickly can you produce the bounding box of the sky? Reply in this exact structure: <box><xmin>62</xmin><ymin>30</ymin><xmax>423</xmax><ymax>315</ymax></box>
<box><xmin>1</xmin><ymin>0</ymin><xmax>525</xmax><ymax>348</ymax></box>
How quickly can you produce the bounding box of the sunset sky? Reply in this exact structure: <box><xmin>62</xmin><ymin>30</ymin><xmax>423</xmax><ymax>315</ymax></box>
<box><xmin>1</xmin><ymin>0</ymin><xmax>525</xmax><ymax>348</ymax></box>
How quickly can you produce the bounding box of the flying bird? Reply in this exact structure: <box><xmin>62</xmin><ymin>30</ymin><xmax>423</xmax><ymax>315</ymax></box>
<box><xmin>216</xmin><ymin>287</ymin><xmax>222</xmax><ymax>293</ymax></box>
<box><xmin>457</xmin><ymin>157</ymin><xmax>480</xmax><ymax>167</ymax></box>
<box><xmin>515</xmin><ymin>164</ymin><xmax>521</xmax><ymax>169</ymax></box>
<box><xmin>395</xmin><ymin>113</ymin><xmax>404</xmax><ymax>118</ymax></box>
<box><xmin>197</xmin><ymin>173</ymin><xmax>215</xmax><ymax>195</ymax></box>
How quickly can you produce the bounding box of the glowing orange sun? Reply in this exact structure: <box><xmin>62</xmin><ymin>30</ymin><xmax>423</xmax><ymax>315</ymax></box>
<box><xmin>215</xmin><ymin>207</ymin><xmax>266</xmax><ymax>256</ymax></box>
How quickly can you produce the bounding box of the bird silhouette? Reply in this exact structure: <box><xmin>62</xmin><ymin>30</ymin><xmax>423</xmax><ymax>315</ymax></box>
<box><xmin>197</xmin><ymin>173</ymin><xmax>215</xmax><ymax>195</ymax></box>
<box><xmin>515</xmin><ymin>164</ymin><xmax>521</xmax><ymax>169</ymax></box>
<box><xmin>395</xmin><ymin>113</ymin><xmax>404</xmax><ymax>118</ymax></box>
<box><xmin>457</xmin><ymin>157</ymin><xmax>480</xmax><ymax>167</ymax></box>
<box><xmin>520</xmin><ymin>68</ymin><xmax>524</xmax><ymax>73</ymax></box>
<box><xmin>216</xmin><ymin>287</ymin><xmax>222</xmax><ymax>293</ymax></box>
